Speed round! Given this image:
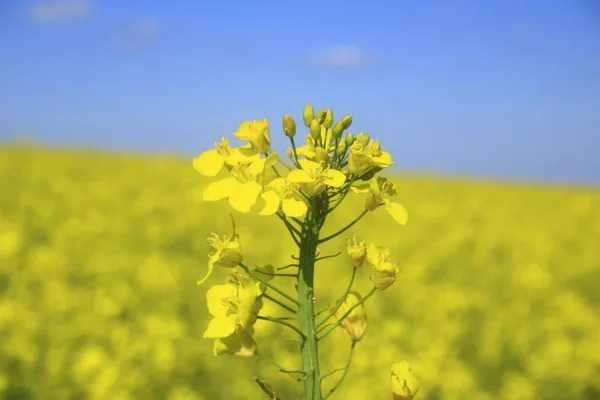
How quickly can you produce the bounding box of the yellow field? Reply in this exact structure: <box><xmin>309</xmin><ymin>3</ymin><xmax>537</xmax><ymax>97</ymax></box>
<box><xmin>1</xmin><ymin>145</ymin><xmax>599</xmax><ymax>400</ymax></box>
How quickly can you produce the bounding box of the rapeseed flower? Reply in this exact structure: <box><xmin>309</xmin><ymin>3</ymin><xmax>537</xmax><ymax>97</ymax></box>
<box><xmin>197</xmin><ymin>218</ymin><xmax>243</xmax><ymax>285</ymax></box>
<box><xmin>390</xmin><ymin>361</ymin><xmax>419</xmax><ymax>400</ymax></box>
<box><xmin>348</xmin><ymin>139</ymin><xmax>393</xmax><ymax>176</ymax></box>
<box><xmin>286</xmin><ymin>159</ymin><xmax>346</xmax><ymax>197</ymax></box>
<box><xmin>233</xmin><ymin>119</ymin><xmax>271</xmax><ymax>154</ymax></box>
<box><xmin>202</xmin><ymin>153</ymin><xmax>278</xmax><ymax>214</ymax></box>
<box><xmin>204</xmin><ymin>270</ymin><xmax>264</xmax><ymax>357</ymax></box>
<box><xmin>333</xmin><ymin>292</ymin><xmax>368</xmax><ymax>342</ymax></box>
<box><xmin>193</xmin><ymin>137</ymin><xmax>259</xmax><ymax>177</ymax></box>
<box><xmin>351</xmin><ymin>176</ymin><xmax>408</xmax><ymax>226</ymax></box>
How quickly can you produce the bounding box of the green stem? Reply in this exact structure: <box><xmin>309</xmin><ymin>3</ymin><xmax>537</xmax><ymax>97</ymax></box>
<box><xmin>317</xmin><ymin>267</ymin><xmax>357</xmax><ymax>328</ymax></box>
<box><xmin>314</xmin><ymin>252</ymin><xmax>341</xmax><ymax>263</ymax></box>
<box><xmin>263</xmin><ymin>293</ymin><xmax>297</xmax><ymax>314</ymax></box>
<box><xmin>317</xmin><ymin>287</ymin><xmax>376</xmax><ymax>341</ymax></box>
<box><xmin>278</xmin><ymin>263</ymin><xmax>299</xmax><ymax>271</ymax></box>
<box><xmin>240</xmin><ymin>264</ymin><xmax>299</xmax><ymax>306</ymax></box>
<box><xmin>322</xmin><ymin>342</ymin><xmax>356</xmax><ymax>399</ymax></box>
<box><xmin>318</xmin><ymin>209</ymin><xmax>368</xmax><ymax>244</ymax></box>
<box><xmin>289</xmin><ymin>137</ymin><xmax>302</xmax><ymax>168</ymax></box>
<box><xmin>297</xmin><ymin>216</ymin><xmax>323</xmax><ymax>399</ymax></box>
<box><xmin>276</xmin><ymin>213</ymin><xmax>302</xmax><ymax>247</ymax></box>
<box><xmin>257</xmin><ymin>315</ymin><xmax>305</xmax><ymax>338</ymax></box>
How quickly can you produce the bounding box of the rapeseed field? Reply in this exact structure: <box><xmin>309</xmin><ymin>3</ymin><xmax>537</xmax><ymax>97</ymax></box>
<box><xmin>1</xmin><ymin>145</ymin><xmax>599</xmax><ymax>400</ymax></box>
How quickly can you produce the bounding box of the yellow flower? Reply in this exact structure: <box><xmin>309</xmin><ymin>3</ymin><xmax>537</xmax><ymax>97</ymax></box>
<box><xmin>204</xmin><ymin>271</ymin><xmax>264</xmax><ymax>357</ymax></box>
<box><xmin>256</xmin><ymin>177</ymin><xmax>308</xmax><ymax>218</ymax></box>
<box><xmin>233</xmin><ymin>119</ymin><xmax>271</xmax><ymax>154</ymax></box>
<box><xmin>202</xmin><ymin>153</ymin><xmax>279</xmax><ymax>214</ymax></box>
<box><xmin>333</xmin><ymin>292</ymin><xmax>368</xmax><ymax>342</ymax></box>
<box><xmin>193</xmin><ymin>137</ymin><xmax>259</xmax><ymax>177</ymax></box>
<box><xmin>348</xmin><ymin>140</ymin><xmax>393</xmax><ymax>176</ymax></box>
<box><xmin>351</xmin><ymin>176</ymin><xmax>408</xmax><ymax>225</ymax></box>
<box><xmin>390</xmin><ymin>361</ymin><xmax>419</xmax><ymax>400</ymax></box>
<box><xmin>346</xmin><ymin>235</ymin><xmax>368</xmax><ymax>267</ymax></box>
<box><xmin>197</xmin><ymin>218</ymin><xmax>243</xmax><ymax>285</ymax></box>
<box><xmin>365</xmin><ymin>242</ymin><xmax>401</xmax><ymax>290</ymax></box>
<box><xmin>286</xmin><ymin>159</ymin><xmax>347</xmax><ymax>197</ymax></box>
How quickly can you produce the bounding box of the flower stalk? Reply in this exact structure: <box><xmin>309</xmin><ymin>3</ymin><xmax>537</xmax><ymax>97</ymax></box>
<box><xmin>191</xmin><ymin>105</ymin><xmax>417</xmax><ymax>400</ymax></box>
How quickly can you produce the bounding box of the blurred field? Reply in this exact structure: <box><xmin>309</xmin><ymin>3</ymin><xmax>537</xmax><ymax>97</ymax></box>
<box><xmin>1</xmin><ymin>145</ymin><xmax>599</xmax><ymax>400</ymax></box>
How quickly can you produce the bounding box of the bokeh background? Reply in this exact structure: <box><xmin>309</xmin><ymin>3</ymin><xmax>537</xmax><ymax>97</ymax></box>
<box><xmin>1</xmin><ymin>1</ymin><xmax>599</xmax><ymax>399</ymax></box>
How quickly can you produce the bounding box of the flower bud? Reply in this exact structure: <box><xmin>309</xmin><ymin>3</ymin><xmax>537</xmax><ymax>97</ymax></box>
<box><xmin>303</xmin><ymin>105</ymin><xmax>314</xmax><ymax>128</ymax></box>
<box><xmin>282</xmin><ymin>114</ymin><xmax>296</xmax><ymax>138</ymax></box>
<box><xmin>315</xmin><ymin>146</ymin><xmax>330</xmax><ymax>165</ymax></box>
<box><xmin>355</xmin><ymin>132</ymin><xmax>370</xmax><ymax>145</ymax></box>
<box><xmin>390</xmin><ymin>361</ymin><xmax>419</xmax><ymax>400</ymax></box>
<box><xmin>309</xmin><ymin>119</ymin><xmax>321</xmax><ymax>142</ymax></box>
<box><xmin>341</xmin><ymin>114</ymin><xmax>353</xmax><ymax>129</ymax></box>
<box><xmin>316</xmin><ymin>109</ymin><xmax>327</xmax><ymax>124</ymax></box>
<box><xmin>346</xmin><ymin>235</ymin><xmax>366</xmax><ymax>267</ymax></box>
<box><xmin>323</xmin><ymin>109</ymin><xmax>334</xmax><ymax>128</ymax></box>
<box><xmin>335</xmin><ymin>140</ymin><xmax>347</xmax><ymax>158</ymax></box>
<box><xmin>333</xmin><ymin>292</ymin><xmax>367</xmax><ymax>342</ymax></box>
<box><xmin>344</xmin><ymin>133</ymin><xmax>354</xmax><ymax>146</ymax></box>
<box><xmin>332</xmin><ymin>121</ymin><xmax>344</xmax><ymax>139</ymax></box>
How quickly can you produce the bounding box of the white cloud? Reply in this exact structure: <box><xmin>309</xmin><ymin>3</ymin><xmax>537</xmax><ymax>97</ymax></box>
<box><xmin>115</xmin><ymin>19</ymin><xmax>161</xmax><ymax>52</ymax></box>
<box><xmin>309</xmin><ymin>45</ymin><xmax>379</xmax><ymax>69</ymax></box>
<box><xmin>29</xmin><ymin>0</ymin><xmax>94</xmax><ymax>23</ymax></box>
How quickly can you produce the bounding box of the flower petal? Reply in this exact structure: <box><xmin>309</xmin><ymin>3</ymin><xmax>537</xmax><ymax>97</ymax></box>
<box><xmin>254</xmin><ymin>190</ymin><xmax>281</xmax><ymax>216</ymax></box>
<box><xmin>206</xmin><ymin>284</ymin><xmax>236</xmax><ymax>316</ymax></box>
<box><xmin>228</xmin><ymin>181</ymin><xmax>262</xmax><ymax>213</ymax></box>
<box><xmin>323</xmin><ymin>169</ymin><xmax>347</xmax><ymax>188</ymax></box>
<box><xmin>203</xmin><ymin>315</ymin><xmax>237</xmax><ymax>338</ymax></box>
<box><xmin>282</xmin><ymin>198</ymin><xmax>308</xmax><ymax>218</ymax></box>
<box><xmin>385</xmin><ymin>201</ymin><xmax>408</xmax><ymax>225</ymax></box>
<box><xmin>287</xmin><ymin>169</ymin><xmax>313</xmax><ymax>184</ymax></box>
<box><xmin>203</xmin><ymin>177</ymin><xmax>237</xmax><ymax>202</ymax></box>
<box><xmin>193</xmin><ymin>149</ymin><xmax>225</xmax><ymax>177</ymax></box>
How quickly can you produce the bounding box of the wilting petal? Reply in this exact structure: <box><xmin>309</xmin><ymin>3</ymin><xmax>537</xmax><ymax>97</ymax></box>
<box><xmin>385</xmin><ymin>201</ymin><xmax>408</xmax><ymax>225</ymax></box>
<box><xmin>213</xmin><ymin>327</ymin><xmax>257</xmax><ymax>357</ymax></box>
<box><xmin>390</xmin><ymin>361</ymin><xmax>419</xmax><ymax>400</ymax></box>
<box><xmin>282</xmin><ymin>198</ymin><xmax>308</xmax><ymax>218</ymax></box>
<box><xmin>197</xmin><ymin>259</ymin><xmax>216</xmax><ymax>285</ymax></box>
<box><xmin>203</xmin><ymin>177</ymin><xmax>237</xmax><ymax>201</ymax></box>
<box><xmin>228</xmin><ymin>181</ymin><xmax>262</xmax><ymax>213</ymax></box>
<box><xmin>193</xmin><ymin>149</ymin><xmax>225</xmax><ymax>177</ymax></box>
<box><xmin>203</xmin><ymin>315</ymin><xmax>237</xmax><ymax>338</ymax></box>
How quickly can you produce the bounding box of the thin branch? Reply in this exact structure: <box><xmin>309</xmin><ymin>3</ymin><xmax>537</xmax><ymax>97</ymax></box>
<box><xmin>271</xmin><ymin>165</ymin><xmax>282</xmax><ymax>178</ymax></box>
<box><xmin>256</xmin><ymin>269</ymin><xmax>297</xmax><ymax>278</ymax></box>
<box><xmin>257</xmin><ymin>315</ymin><xmax>305</xmax><ymax>338</ymax></box>
<box><xmin>240</xmin><ymin>263</ymin><xmax>299</xmax><ymax>306</ymax></box>
<box><xmin>276</xmin><ymin>212</ymin><xmax>302</xmax><ymax>247</ymax></box>
<box><xmin>289</xmin><ymin>136</ymin><xmax>302</xmax><ymax>168</ymax></box>
<box><xmin>322</xmin><ymin>342</ymin><xmax>356</xmax><ymax>399</ymax></box>
<box><xmin>317</xmin><ymin>267</ymin><xmax>357</xmax><ymax>328</ymax></box>
<box><xmin>318</xmin><ymin>209</ymin><xmax>368</xmax><ymax>244</ymax></box>
<box><xmin>263</xmin><ymin>293</ymin><xmax>297</xmax><ymax>314</ymax></box>
<box><xmin>253</xmin><ymin>377</ymin><xmax>280</xmax><ymax>400</ymax></box>
<box><xmin>315</xmin><ymin>251</ymin><xmax>342</xmax><ymax>263</ymax></box>
<box><xmin>278</xmin><ymin>263</ymin><xmax>299</xmax><ymax>271</ymax></box>
<box><xmin>317</xmin><ymin>287</ymin><xmax>377</xmax><ymax>341</ymax></box>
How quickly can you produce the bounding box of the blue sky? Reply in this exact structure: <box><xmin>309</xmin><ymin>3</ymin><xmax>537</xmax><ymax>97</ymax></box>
<box><xmin>1</xmin><ymin>0</ymin><xmax>599</xmax><ymax>184</ymax></box>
